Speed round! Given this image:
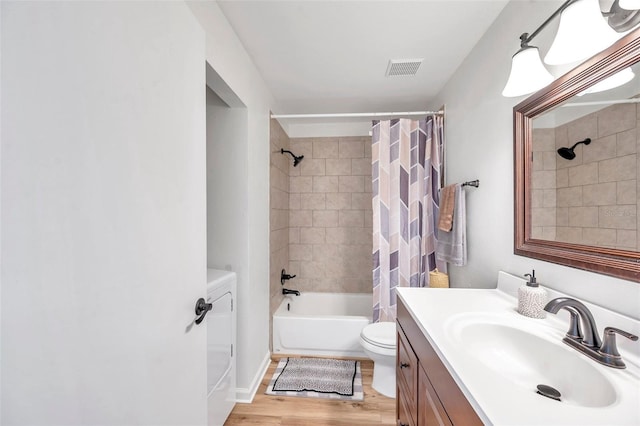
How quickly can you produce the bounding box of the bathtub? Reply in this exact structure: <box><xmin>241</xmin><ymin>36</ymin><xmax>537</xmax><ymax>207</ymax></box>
<box><xmin>272</xmin><ymin>292</ymin><xmax>373</xmax><ymax>358</ymax></box>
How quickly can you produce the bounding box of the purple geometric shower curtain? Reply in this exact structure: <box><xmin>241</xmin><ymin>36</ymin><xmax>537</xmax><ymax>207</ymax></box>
<box><xmin>371</xmin><ymin>116</ymin><xmax>445</xmax><ymax>322</ymax></box>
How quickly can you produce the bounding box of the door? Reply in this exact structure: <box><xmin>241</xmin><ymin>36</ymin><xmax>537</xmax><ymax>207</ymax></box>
<box><xmin>1</xmin><ymin>2</ymin><xmax>207</xmax><ymax>424</ymax></box>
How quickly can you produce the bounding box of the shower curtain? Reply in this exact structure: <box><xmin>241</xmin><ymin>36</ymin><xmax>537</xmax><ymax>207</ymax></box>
<box><xmin>371</xmin><ymin>116</ymin><xmax>445</xmax><ymax>322</ymax></box>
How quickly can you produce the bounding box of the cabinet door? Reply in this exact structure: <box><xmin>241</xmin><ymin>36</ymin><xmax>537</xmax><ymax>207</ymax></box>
<box><xmin>397</xmin><ymin>328</ymin><xmax>418</xmax><ymax>397</ymax></box>
<box><xmin>418</xmin><ymin>364</ymin><xmax>452</xmax><ymax>426</ymax></box>
<box><xmin>398</xmin><ymin>300</ymin><xmax>483</xmax><ymax>426</ymax></box>
<box><xmin>397</xmin><ymin>388</ymin><xmax>417</xmax><ymax>426</ymax></box>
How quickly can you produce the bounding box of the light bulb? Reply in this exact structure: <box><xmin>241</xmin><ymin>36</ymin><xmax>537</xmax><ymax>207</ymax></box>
<box><xmin>545</xmin><ymin>0</ymin><xmax>622</xmax><ymax>65</ymax></box>
<box><xmin>503</xmin><ymin>46</ymin><xmax>554</xmax><ymax>97</ymax></box>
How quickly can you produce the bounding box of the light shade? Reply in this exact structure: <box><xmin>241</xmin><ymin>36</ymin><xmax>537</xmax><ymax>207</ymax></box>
<box><xmin>577</xmin><ymin>67</ymin><xmax>636</xmax><ymax>95</ymax></box>
<box><xmin>544</xmin><ymin>0</ymin><xmax>622</xmax><ymax>65</ymax></box>
<box><xmin>620</xmin><ymin>0</ymin><xmax>640</xmax><ymax>10</ymax></box>
<box><xmin>502</xmin><ymin>46</ymin><xmax>554</xmax><ymax>97</ymax></box>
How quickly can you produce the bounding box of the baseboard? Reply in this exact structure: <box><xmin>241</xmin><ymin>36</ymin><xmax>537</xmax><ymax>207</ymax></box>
<box><xmin>235</xmin><ymin>351</ymin><xmax>271</xmax><ymax>403</ymax></box>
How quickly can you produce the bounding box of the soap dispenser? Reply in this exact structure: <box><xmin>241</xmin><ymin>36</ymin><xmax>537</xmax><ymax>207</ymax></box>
<box><xmin>517</xmin><ymin>270</ymin><xmax>547</xmax><ymax>319</ymax></box>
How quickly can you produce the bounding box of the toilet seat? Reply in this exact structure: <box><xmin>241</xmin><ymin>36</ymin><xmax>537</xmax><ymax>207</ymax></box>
<box><xmin>360</xmin><ymin>322</ymin><xmax>396</xmax><ymax>350</ymax></box>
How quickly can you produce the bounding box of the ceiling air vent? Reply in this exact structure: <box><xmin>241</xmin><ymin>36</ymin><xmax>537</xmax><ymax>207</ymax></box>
<box><xmin>385</xmin><ymin>59</ymin><xmax>423</xmax><ymax>77</ymax></box>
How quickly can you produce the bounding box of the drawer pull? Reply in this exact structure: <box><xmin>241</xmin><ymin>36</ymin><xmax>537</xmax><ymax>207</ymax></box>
<box><xmin>400</xmin><ymin>362</ymin><xmax>410</xmax><ymax>369</ymax></box>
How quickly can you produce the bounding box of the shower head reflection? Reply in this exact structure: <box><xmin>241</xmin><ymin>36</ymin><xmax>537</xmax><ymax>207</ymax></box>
<box><xmin>557</xmin><ymin>138</ymin><xmax>591</xmax><ymax>160</ymax></box>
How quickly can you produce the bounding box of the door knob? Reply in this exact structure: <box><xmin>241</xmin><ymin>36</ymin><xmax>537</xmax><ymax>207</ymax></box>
<box><xmin>195</xmin><ymin>297</ymin><xmax>212</xmax><ymax>325</ymax></box>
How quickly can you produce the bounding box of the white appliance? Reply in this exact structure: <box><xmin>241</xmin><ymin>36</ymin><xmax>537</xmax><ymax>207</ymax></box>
<box><xmin>206</xmin><ymin>269</ymin><xmax>236</xmax><ymax>426</ymax></box>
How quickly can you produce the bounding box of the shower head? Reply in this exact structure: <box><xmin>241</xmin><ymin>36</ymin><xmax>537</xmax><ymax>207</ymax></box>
<box><xmin>557</xmin><ymin>138</ymin><xmax>591</xmax><ymax>160</ymax></box>
<box><xmin>281</xmin><ymin>149</ymin><xmax>304</xmax><ymax>167</ymax></box>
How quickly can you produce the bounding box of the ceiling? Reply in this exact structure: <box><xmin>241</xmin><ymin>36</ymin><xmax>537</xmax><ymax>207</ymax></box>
<box><xmin>217</xmin><ymin>0</ymin><xmax>511</xmax><ymax>115</ymax></box>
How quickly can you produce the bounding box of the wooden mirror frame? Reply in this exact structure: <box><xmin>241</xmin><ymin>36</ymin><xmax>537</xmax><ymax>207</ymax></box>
<box><xmin>514</xmin><ymin>28</ymin><xmax>640</xmax><ymax>282</ymax></box>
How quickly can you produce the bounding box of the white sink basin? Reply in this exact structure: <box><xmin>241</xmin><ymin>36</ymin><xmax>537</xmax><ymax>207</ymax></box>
<box><xmin>396</xmin><ymin>279</ymin><xmax>640</xmax><ymax>426</ymax></box>
<box><xmin>450</xmin><ymin>318</ymin><xmax>617</xmax><ymax>408</ymax></box>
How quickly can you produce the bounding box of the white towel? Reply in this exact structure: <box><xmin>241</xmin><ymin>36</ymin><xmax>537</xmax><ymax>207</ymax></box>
<box><xmin>436</xmin><ymin>184</ymin><xmax>467</xmax><ymax>266</ymax></box>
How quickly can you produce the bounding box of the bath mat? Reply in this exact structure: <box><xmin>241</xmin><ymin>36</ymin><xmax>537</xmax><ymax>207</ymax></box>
<box><xmin>265</xmin><ymin>357</ymin><xmax>363</xmax><ymax>401</ymax></box>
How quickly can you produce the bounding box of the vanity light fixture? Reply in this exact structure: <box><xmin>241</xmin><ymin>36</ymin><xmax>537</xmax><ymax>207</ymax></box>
<box><xmin>502</xmin><ymin>0</ymin><xmax>637</xmax><ymax>98</ymax></box>
<box><xmin>502</xmin><ymin>41</ymin><xmax>554</xmax><ymax>97</ymax></box>
<box><xmin>544</xmin><ymin>0</ymin><xmax>621</xmax><ymax>65</ymax></box>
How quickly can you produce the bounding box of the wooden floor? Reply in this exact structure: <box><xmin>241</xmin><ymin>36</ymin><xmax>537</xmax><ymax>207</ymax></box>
<box><xmin>224</xmin><ymin>357</ymin><xmax>396</xmax><ymax>426</ymax></box>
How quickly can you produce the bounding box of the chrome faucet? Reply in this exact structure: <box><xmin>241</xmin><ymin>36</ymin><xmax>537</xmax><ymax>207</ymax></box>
<box><xmin>544</xmin><ymin>297</ymin><xmax>638</xmax><ymax>369</ymax></box>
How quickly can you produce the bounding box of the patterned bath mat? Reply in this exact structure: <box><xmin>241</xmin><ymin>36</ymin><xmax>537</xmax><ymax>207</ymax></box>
<box><xmin>265</xmin><ymin>357</ymin><xmax>364</xmax><ymax>401</ymax></box>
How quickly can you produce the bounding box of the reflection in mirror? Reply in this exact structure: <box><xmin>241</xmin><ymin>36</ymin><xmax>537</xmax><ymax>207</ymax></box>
<box><xmin>531</xmin><ymin>61</ymin><xmax>639</xmax><ymax>251</ymax></box>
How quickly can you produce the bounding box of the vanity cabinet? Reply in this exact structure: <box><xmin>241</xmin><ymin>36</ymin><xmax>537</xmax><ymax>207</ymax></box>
<box><xmin>396</xmin><ymin>299</ymin><xmax>482</xmax><ymax>426</ymax></box>
<box><xmin>397</xmin><ymin>325</ymin><xmax>417</xmax><ymax>426</ymax></box>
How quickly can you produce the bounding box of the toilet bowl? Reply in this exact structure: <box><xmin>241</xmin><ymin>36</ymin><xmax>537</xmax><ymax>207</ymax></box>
<box><xmin>360</xmin><ymin>322</ymin><xmax>396</xmax><ymax>398</ymax></box>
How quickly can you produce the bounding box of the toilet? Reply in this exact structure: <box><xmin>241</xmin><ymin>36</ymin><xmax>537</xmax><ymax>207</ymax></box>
<box><xmin>360</xmin><ymin>322</ymin><xmax>397</xmax><ymax>398</ymax></box>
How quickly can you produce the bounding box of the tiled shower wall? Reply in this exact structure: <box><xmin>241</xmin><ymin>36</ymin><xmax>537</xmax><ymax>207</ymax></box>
<box><xmin>270</xmin><ymin>118</ymin><xmax>290</xmax><ymax>321</ymax></box>
<box><xmin>288</xmin><ymin>136</ymin><xmax>373</xmax><ymax>293</ymax></box>
<box><xmin>531</xmin><ymin>128</ymin><xmax>558</xmax><ymax>240</ymax></box>
<box><xmin>531</xmin><ymin>102</ymin><xmax>638</xmax><ymax>250</ymax></box>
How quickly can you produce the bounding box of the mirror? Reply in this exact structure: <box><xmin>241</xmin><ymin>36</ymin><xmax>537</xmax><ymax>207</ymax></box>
<box><xmin>514</xmin><ymin>28</ymin><xmax>640</xmax><ymax>281</ymax></box>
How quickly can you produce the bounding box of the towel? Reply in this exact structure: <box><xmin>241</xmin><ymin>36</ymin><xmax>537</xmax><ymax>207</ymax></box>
<box><xmin>436</xmin><ymin>184</ymin><xmax>467</xmax><ymax>266</ymax></box>
<box><xmin>437</xmin><ymin>184</ymin><xmax>456</xmax><ymax>232</ymax></box>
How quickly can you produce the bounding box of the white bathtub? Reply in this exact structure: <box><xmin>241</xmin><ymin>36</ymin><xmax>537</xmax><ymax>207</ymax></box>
<box><xmin>272</xmin><ymin>292</ymin><xmax>373</xmax><ymax>358</ymax></box>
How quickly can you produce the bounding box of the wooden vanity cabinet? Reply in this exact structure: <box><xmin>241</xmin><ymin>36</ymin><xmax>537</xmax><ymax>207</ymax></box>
<box><xmin>396</xmin><ymin>324</ymin><xmax>418</xmax><ymax>426</ymax></box>
<box><xmin>396</xmin><ymin>299</ymin><xmax>483</xmax><ymax>426</ymax></box>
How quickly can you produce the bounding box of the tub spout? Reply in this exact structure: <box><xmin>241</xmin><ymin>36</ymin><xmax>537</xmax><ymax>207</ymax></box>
<box><xmin>283</xmin><ymin>288</ymin><xmax>300</xmax><ymax>296</ymax></box>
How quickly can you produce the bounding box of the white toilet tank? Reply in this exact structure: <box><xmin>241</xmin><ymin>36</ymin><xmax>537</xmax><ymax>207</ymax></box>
<box><xmin>206</xmin><ymin>269</ymin><xmax>236</xmax><ymax>426</ymax></box>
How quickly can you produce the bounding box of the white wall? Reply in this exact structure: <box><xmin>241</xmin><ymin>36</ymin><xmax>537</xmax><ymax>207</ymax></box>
<box><xmin>2</xmin><ymin>2</ymin><xmax>207</xmax><ymax>424</ymax></box>
<box><xmin>187</xmin><ymin>1</ymin><xmax>274</xmax><ymax>401</ymax></box>
<box><xmin>285</xmin><ymin>120</ymin><xmax>370</xmax><ymax>138</ymax></box>
<box><xmin>206</xmin><ymin>88</ymin><xmax>248</xmax><ymax>279</ymax></box>
<box><xmin>431</xmin><ymin>0</ymin><xmax>640</xmax><ymax>319</ymax></box>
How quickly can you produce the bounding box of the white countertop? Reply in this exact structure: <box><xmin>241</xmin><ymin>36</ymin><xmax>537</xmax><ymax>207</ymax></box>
<box><xmin>396</xmin><ymin>272</ymin><xmax>640</xmax><ymax>426</ymax></box>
